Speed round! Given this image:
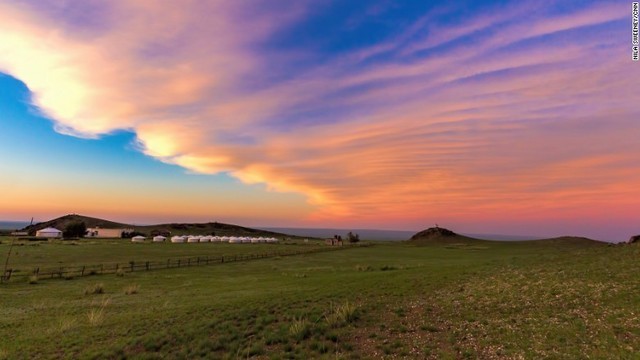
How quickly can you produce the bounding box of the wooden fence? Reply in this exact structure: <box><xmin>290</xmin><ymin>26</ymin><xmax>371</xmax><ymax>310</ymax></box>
<box><xmin>1</xmin><ymin>244</ymin><xmax>371</xmax><ymax>283</ymax></box>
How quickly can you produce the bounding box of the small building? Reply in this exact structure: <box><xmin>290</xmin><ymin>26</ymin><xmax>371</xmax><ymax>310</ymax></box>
<box><xmin>131</xmin><ymin>235</ymin><xmax>146</xmax><ymax>243</ymax></box>
<box><xmin>187</xmin><ymin>236</ymin><xmax>200</xmax><ymax>243</ymax></box>
<box><xmin>36</xmin><ymin>227</ymin><xmax>62</xmax><ymax>238</ymax></box>
<box><xmin>152</xmin><ymin>235</ymin><xmax>166</xmax><ymax>242</ymax></box>
<box><xmin>170</xmin><ymin>235</ymin><xmax>185</xmax><ymax>243</ymax></box>
<box><xmin>86</xmin><ymin>227</ymin><xmax>134</xmax><ymax>238</ymax></box>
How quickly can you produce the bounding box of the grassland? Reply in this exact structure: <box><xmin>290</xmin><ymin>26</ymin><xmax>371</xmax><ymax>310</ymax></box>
<box><xmin>1</xmin><ymin>237</ymin><xmax>639</xmax><ymax>359</ymax></box>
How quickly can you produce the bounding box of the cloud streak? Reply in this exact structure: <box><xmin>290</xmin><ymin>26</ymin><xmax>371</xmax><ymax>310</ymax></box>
<box><xmin>0</xmin><ymin>1</ymin><xmax>637</xmax><ymax>238</ymax></box>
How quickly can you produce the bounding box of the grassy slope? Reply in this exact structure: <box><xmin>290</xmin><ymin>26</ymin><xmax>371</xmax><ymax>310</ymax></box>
<box><xmin>0</xmin><ymin>238</ymin><xmax>323</xmax><ymax>272</ymax></box>
<box><xmin>0</xmin><ymin>238</ymin><xmax>638</xmax><ymax>359</ymax></box>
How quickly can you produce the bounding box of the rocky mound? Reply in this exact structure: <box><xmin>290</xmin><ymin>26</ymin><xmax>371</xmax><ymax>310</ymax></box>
<box><xmin>629</xmin><ymin>235</ymin><xmax>640</xmax><ymax>244</ymax></box>
<box><xmin>408</xmin><ymin>227</ymin><xmax>482</xmax><ymax>245</ymax></box>
<box><xmin>410</xmin><ymin>227</ymin><xmax>457</xmax><ymax>240</ymax></box>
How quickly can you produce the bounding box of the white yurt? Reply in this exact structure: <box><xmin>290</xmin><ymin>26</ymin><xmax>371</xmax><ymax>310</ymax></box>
<box><xmin>220</xmin><ymin>236</ymin><xmax>230</xmax><ymax>242</ymax></box>
<box><xmin>241</xmin><ymin>237</ymin><xmax>252</xmax><ymax>244</ymax></box>
<box><xmin>131</xmin><ymin>235</ymin><xmax>146</xmax><ymax>243</ymax></box>
<box><xmin>35</xmin><ymin>227</ymin><xmax>62</xmax><ymax>238</ymax></box>
<box><xmin>200</xmin><ymin>235</ymin><xmax>212</xmax><ymax>242</ymax></box>
<box><xmin>211</xmin><ymin>236</ymin><xmax>221</xmax><ymax>242</ymax></box>
<box><xmin>229</xmin><ymin>237</ymin><xmax>241</xmax><ymax>244</ymax></box>
<box><xmin>187</xmin><ymin>236</ymin><xmax>200</xmax><ymax>243</ymax></box>
<box><xmin>251</xmin><ymin>237</ymin><xmax>261</xmax><ymax>244</ymax></box>
<box><xmin>153</xmin><ymin>235</ymin><xmax>166</xmax><ymax>242</ymax></box>
<box><xmin>171</xmin><ymin>235</ymin><xmax>185</xmax><ymax>243</ymax></box>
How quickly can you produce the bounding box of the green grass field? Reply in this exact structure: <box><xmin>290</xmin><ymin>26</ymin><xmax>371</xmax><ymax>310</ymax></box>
<box><xmin>1</xmin><ymin>237</ymin><xmax>639</xmax><ymax>359</ymax></box>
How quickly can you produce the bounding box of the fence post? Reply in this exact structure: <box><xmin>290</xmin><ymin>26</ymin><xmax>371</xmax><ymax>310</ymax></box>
<box><xmin>130</xmin><ymin>261</ymin><xmax>134</xmax><ymax>272</ymax></box>
<box><xmin>59</xmin><ymin>267</ymin><xmax>63</xmax><ymax>278</ymax></box>
<box><xmin>167</xmin><ymin>259</ymin><xmax>170</xmax><ymax>268</ymax></box>
<box><xmin>178</xmin><ymin>259</ymin><xmax>181</xmax><ymax>268</ymax></box>
<box><xmin>146</xmin><ymin>261</ymin><xmax>149</xmax><ymax>271</ymax></box>
<box><xmin>188</xmin><ymin>258</ymin><xmax>191</xmax><ymax>267</ymax></box>
<box><xmin>81</xmin><ymin>266</ymin><xmax>85</xmax><ymax>276</ymax></box>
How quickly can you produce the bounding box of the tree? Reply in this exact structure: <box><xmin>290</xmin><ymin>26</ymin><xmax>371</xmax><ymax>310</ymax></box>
<box><xmin>122</xmin><ymin>230</ymin><xmax>145</xmax><ymax>238</ymax></box>
<box><xmin>347</xmin><ymin>231</ymin><xmax>360</xmax><ymax>243</ymax></box>
<box><xmin>63</xmin><ymin>221</ymin><xmax>87</xmax><ymax>239</ymax></box>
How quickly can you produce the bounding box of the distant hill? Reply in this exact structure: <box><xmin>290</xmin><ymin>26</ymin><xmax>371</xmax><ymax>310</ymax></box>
<box><xmin>409</xmin><ymin>227</ymin><xmax>605</xmax><ymax>246</ymax></box>
<box><xmin>462</xmin><ymin>233</ymin><xmax>543</xmax><ymax>241</ymax></box>
<box><xmin>262</xmin><ymin>227</ymin><xmax>547</xmax><ymax>241</ymax></box>
<box><xmin>519</xmin><ymin>236</ymin><xmax>605</xmax><ymax>246</ymax></box>
<box><xmin>259</xmin><ymin>227</ymin><xmax>416</xmax><ymax>241</ymax></box>
<box><xmin>21</xmin><ymin>214</ymin><xmax>295</xmax><ymax>238</ymax></box>
<box><xmin>0</xmin><ymin>221</ymin><xmax>30</xmax><ymax>230</ymax></box>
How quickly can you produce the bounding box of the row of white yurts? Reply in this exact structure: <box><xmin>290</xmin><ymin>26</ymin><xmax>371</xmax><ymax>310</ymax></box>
<box><xmin>131</xmin><ymin>235</ymin><xmax>279</xmax><ymax>243</ymax></box>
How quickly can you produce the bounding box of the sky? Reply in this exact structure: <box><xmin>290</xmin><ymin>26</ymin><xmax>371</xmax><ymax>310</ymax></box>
<box><xmin>0</xmin><ymin>0</ymin><xmax>638</xmax><ymax>241</ymax></box>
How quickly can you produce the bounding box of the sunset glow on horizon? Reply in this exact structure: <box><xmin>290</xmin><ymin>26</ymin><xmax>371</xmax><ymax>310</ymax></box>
<box><xmin>1</xmin><ymin>1</ymin><xmax>638</xmax><ymax>241</ymax></box>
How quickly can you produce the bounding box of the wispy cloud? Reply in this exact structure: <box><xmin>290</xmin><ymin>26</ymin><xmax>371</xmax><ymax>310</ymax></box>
<box><xmin>0</xmin><ymin>1</ymin><xmax>637</xmax><ymax>236</ymax></box>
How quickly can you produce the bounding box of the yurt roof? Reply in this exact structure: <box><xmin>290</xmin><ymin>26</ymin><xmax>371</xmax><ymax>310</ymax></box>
<box><xmin>38</xmin><ymin>227</ymin><xmax>62</xmax><ymax>232</ymax></box>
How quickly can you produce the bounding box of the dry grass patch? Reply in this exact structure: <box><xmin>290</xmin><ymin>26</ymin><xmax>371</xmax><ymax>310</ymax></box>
<box><xmin>87</xmin><ymin>297</ymin><xmax>111</xmax><ymax>326</ymax></box>
<box><xmin>124</xmin><ymin>284</ymin><xmax>139</xmax><ymax>295</ymax></box>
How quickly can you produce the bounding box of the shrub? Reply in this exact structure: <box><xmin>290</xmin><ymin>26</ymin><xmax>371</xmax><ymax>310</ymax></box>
<box><xmin>289</xmin><ymin>317</ymin><xmax>310</xmax><ymax>341</ymax></box>
<box><xmin>355</xmin><ymin>264</ymin><xmax>373</xmax><ymax>271</ymax></box>
<box><xmin>310</xmin><ymin>341</ymin><xmax>329</xmax><ymax>354</ymax></box>
<box><xmin>84</xmin><ymin>283</ymin><xmax>104</xmax><ymax>295</ymax></box>
<box><xmin>326</xmin><ymin>302</ymin><xmax>359</xmax><ymax>328</ymax></box>
<box><xmin>63</xmin><ymin>221</ymin><xmax>86</xmax><ymax>239</ymax></box>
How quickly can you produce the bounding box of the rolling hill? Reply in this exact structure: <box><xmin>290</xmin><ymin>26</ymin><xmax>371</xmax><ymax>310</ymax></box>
<box><xmin>21</xmin><ymin>214</ymin><xmax>295</xmax><ymax>238</ymax></box>
<box><xmin>409</xmin><ymin>226</ymin><xmax>605</xmax><ymax>246</ymax></box>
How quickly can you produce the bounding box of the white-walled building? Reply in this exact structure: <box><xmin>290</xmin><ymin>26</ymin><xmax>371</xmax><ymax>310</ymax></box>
<box><xmin>86</xmin><ymin>227</ymin><xmax>134</xmax><ymax>238</ymax></box>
